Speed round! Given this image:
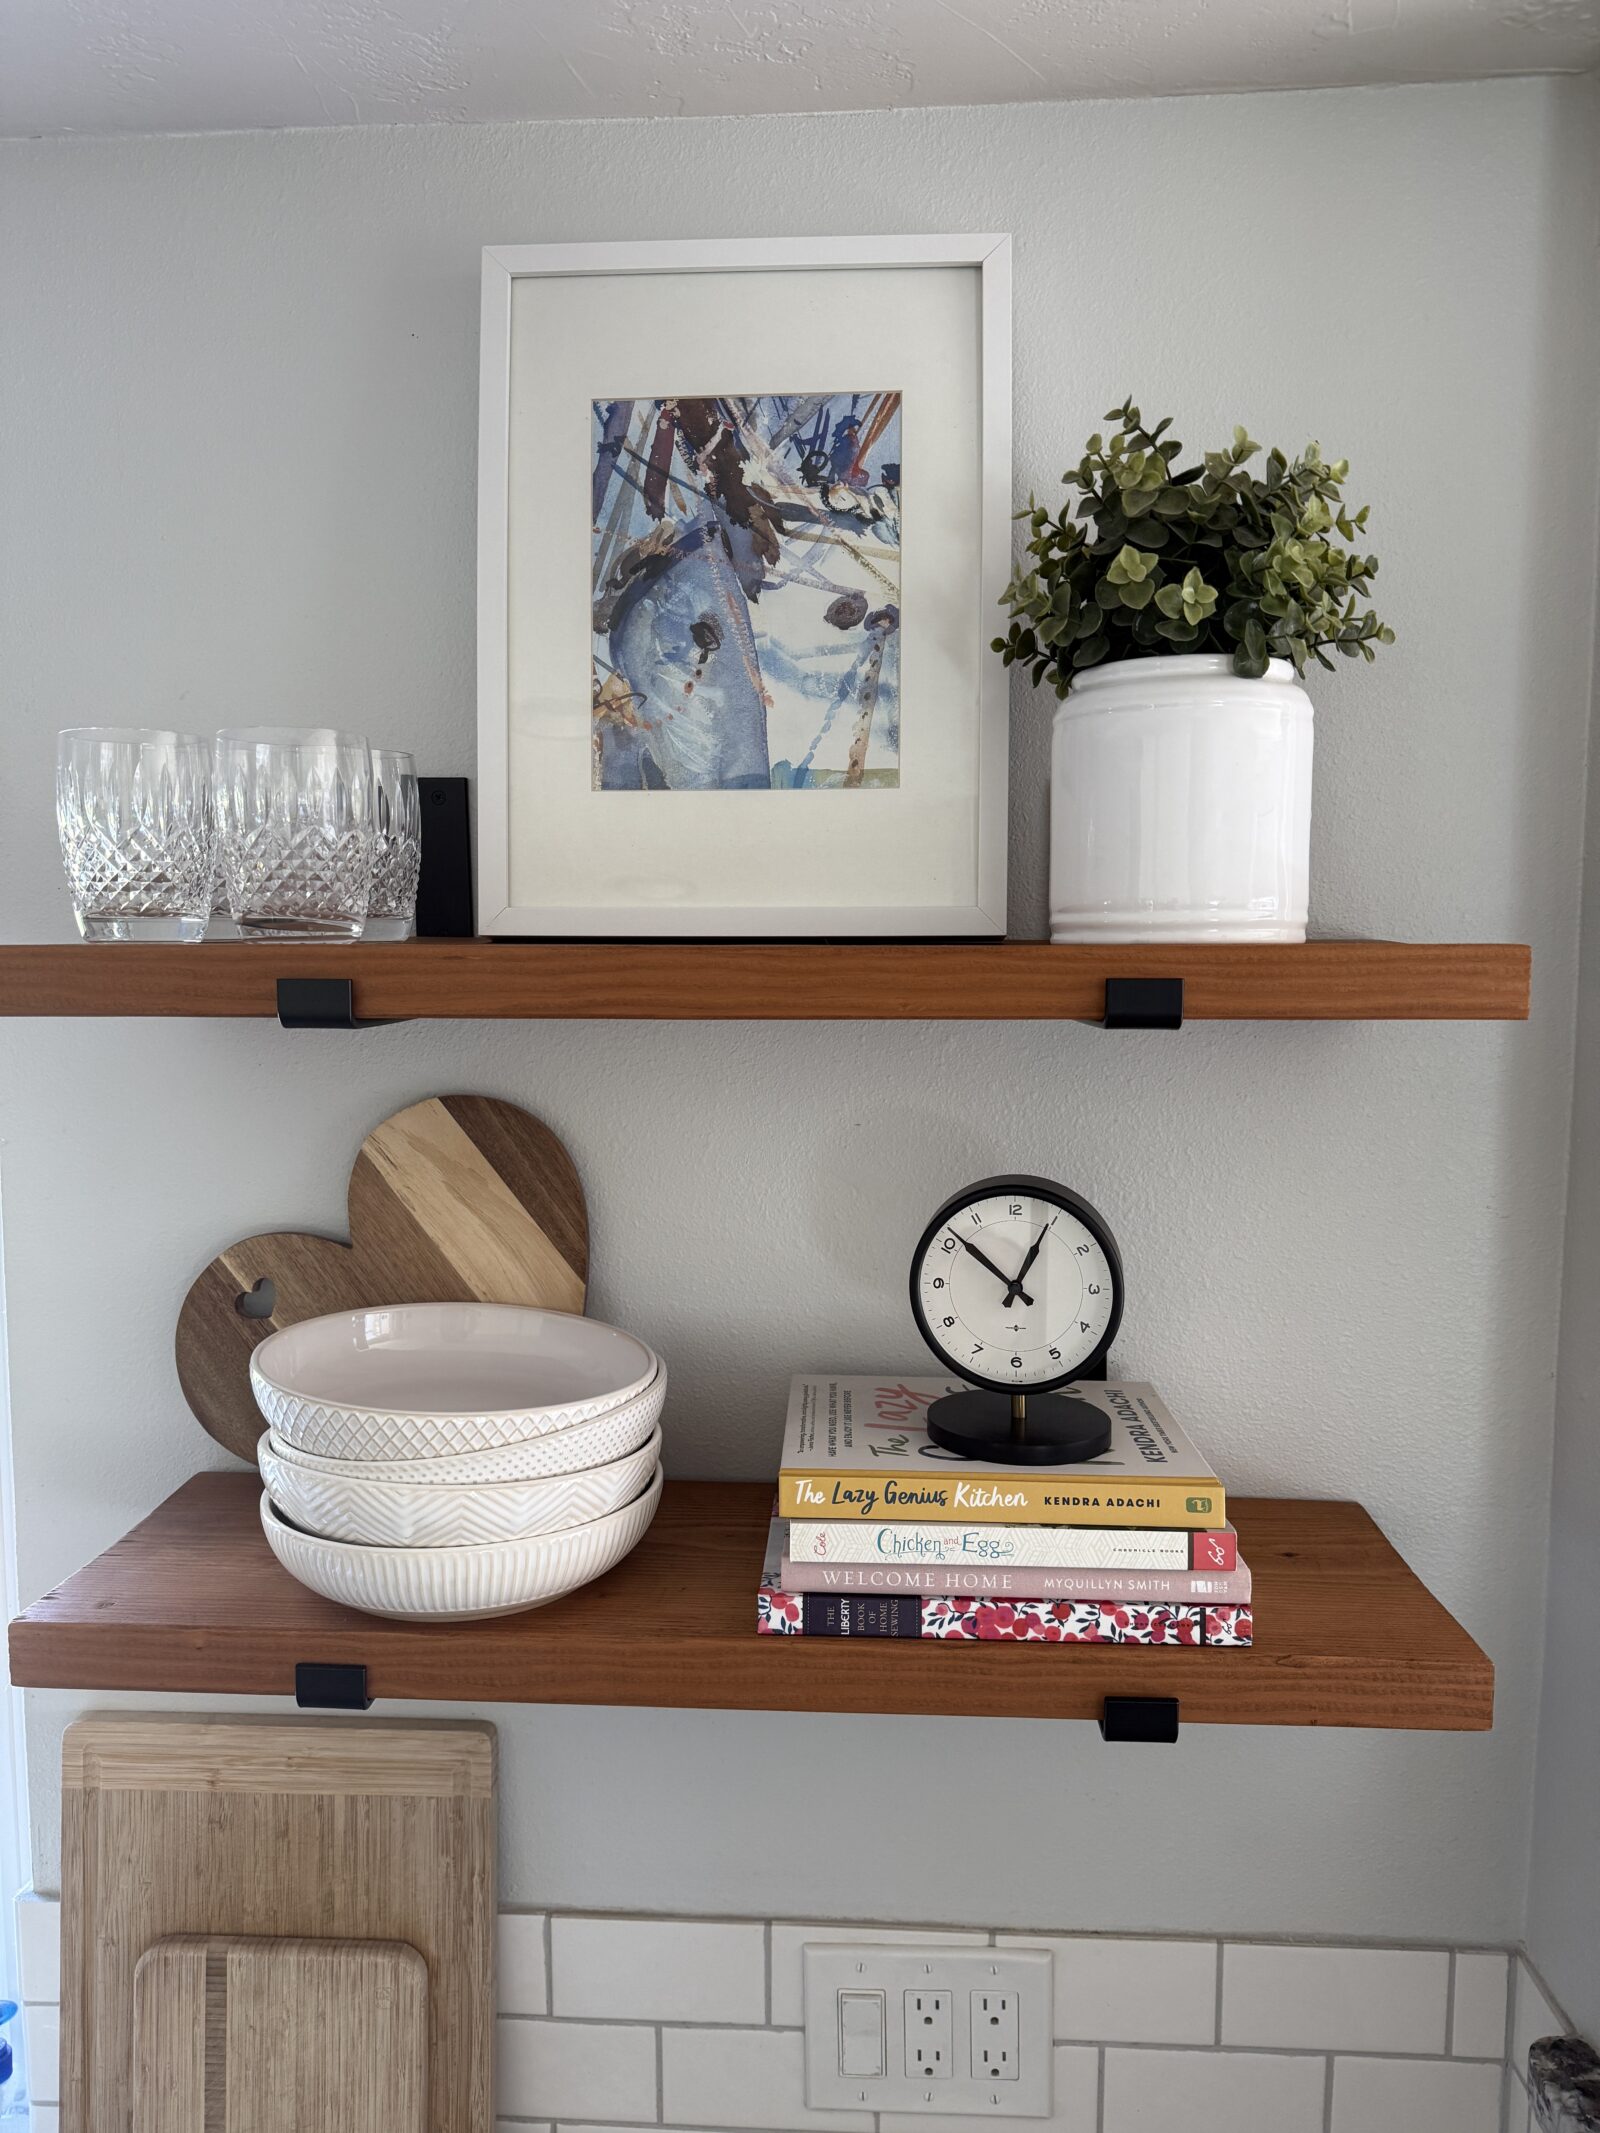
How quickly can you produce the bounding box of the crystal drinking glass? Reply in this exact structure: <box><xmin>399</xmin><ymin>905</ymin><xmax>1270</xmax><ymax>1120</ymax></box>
<box><xmin>56</xmin><ymin>728</ymin><xmax>215</xmax><ymax>942</ymax></box>
<box><xmin>215</xmin><ymin>728</ymin><xmax>375</xmax><ymax>941</ymax></box>
<box><xmin>364</xmin><ymin>748</ymin><xmax>422</xmax><ymax>941</ymax></box>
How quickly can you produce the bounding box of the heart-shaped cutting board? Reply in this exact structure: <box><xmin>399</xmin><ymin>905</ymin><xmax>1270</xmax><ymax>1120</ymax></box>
<box><xmin>176</xmin><ymin>1093</ymin><xmax>588</xmax><ymax>1463</ymax></box>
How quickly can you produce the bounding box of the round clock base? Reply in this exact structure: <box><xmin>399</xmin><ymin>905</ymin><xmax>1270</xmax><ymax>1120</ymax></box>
<box><xmin>925</xmin><ymin>1390</ymin><xmax>1113</xmax><ymax>1467</ymax></box>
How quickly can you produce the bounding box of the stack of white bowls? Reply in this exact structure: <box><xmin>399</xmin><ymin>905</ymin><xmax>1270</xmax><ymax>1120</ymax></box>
<box><xmin>253</xmin><ymin>1302</ymin><xmax>665</xmax><ymax>1620</ymax></box>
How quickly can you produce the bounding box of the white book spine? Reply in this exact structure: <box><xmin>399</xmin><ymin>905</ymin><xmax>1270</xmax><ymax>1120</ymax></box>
<box><xmin>786</xmin><ymin>1520</ymin><xmax>1197</xmax><ymax>1570</ymax></box>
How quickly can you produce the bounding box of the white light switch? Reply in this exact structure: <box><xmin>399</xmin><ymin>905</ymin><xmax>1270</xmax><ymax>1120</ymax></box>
<box><xmin>839</xmin><ymin>1988</ymin><xmax>886</xmax><ymax>2077</ymax></box>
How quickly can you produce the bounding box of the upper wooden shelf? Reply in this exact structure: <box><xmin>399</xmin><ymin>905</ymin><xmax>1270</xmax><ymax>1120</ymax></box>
<box><xmin>0</xmin><ymin>940</ymin><xmax>1530</xmax><ymax>1022</ymax></box>
<box><xmin>8</xmin><ymin>1475</ymin><xmax>1492</xmax><ymax>1731</ymax></box>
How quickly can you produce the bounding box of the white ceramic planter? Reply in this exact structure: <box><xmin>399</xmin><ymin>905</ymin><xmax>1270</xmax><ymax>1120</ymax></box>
<box><xmin>1049</xmin><ymin>653</ymin><xmax>1313</xmax><ymax>942</ymax></box>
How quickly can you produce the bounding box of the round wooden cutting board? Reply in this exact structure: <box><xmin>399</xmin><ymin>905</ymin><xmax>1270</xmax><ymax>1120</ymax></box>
<box><xmin>176</xmin><ymin>1094</ymin><xmax>589</xmax><ymax>1462</ymax></box>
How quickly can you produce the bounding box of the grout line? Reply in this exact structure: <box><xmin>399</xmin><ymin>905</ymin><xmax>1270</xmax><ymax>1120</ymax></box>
<box><xmin>764</xmin><ymin>1918</ymin><xmax>772</xmax><ymax>2027</ymax></box>
<box><xmin>1322</xmin><ymin>2053</ymin><xmax>1334</xmax><ymax>2133</ymax></box>
<box><xmin>973</xmin><ymin>2036</ymin><xmax>1498</xmax><ymax>2064</ymax></box>
<box><xmin>1447</xmin><ymin>1948</ymin><xmax>1458</xmax><ymax>2056</ymax></box>
<box><xmin>543</xmin><ymin>1910</ymin><xmax>554</xmax><ymax>2018</ymax></box>
<box><xmin>497</xmin><ymin>2012</ymin><xmax>771</xmax><ymax>2030</ymax></box>
<box><xmin>1213</xmin><ymin>1942</ymin><xmax>1224</xmax><ymax>2046</ymax></box>
<box><xmin>654</xmin><ymin>2022</ymin><xmax>664</xmax><ymax>2125</ymax></box>
<box><xmin>1095</xmin><ymin>2043</ymin><xmax>1105</xmax><ymax>2133</ymax></box>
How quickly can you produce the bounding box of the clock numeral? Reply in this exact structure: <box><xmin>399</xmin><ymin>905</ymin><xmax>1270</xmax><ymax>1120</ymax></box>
<box><xmin>1048</xmin><ymin>1347</ymin><xmax>1061</xmax><ymax>1361</ymax></box>
<box><xmin>971</xmin><ymin>1343</ymin><xmax>984</xmax><ymax>1355</ymax></box>
<box><xmin>1010</xmin><ymin>1355</ymin><xmax>1022</xmax><ymax>1369</ymax></box>
<box><xmin>1081</xmin><ymin>1320</ymin><xmax>1091</xmax><ymax>1332</ymax></box>
<box><xmin>931</xmin><ymin>1276</ymin><xmax>945</xmax><ymax>1290</ymax></box>
<box><xmin>940</xmin><ymin>1237</ymin><xmax>957</xmax><ymax>1254</ymax></box>
<box><xmin>1075</xmin><ymin>1243</ymin><xmax>1090</xmax><ymax>1256</ymax></box>
<box><xmin>969</xmin><ymin>1211</ymin><xmax>982</xmax><ymax>1226</ymax></box>
<box><xmin>1088</xmin><ymin>1283</ymin><xmax>1101</xmax><ymax>1295</ymax></box>
<box><xmin>942</xmin><ymin>1315</ymin><xmax>956</xmax><ymax>1328</ymax></box>
<box><xmin>1007</xmin><ymin>1202</ymin><xmax>1022</xmax><ymax>1216</ymax></box>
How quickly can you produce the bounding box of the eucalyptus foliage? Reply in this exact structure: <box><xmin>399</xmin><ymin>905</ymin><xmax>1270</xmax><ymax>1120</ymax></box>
<box><xmin>994</xmin><ymin>399</ymin><xmax>1396</xmax><ymax>695</ymax></box>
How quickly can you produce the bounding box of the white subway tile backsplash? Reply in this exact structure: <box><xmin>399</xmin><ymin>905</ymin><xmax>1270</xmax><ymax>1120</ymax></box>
<box><xmin>1511</xmin><ymin>1956</ymin><xmax>1566</xmax><ymax>2077</ymax></box>
<box><xmin>999</xmin><ymin>1933</ymin><xmax>1216</xmax><ymax>2045</ymax></box>
<box><xmin>1330</xmin><ymin>2052</ymin><xmax>1502</xmax><ymax>2132</ymax></box>
<box><xmin>16</xmin><ymin>1895</ymin><xmax>60</xmax><ymax>2006</ymax></box>
<box><xmin>23</xmin><ymin>2004</ymin><xmax>59</xmax><ymax>2108</ymax></box>
<box><xmin>662</xmin><ymin>2023</ymin><xmax>872</xmax><ymax>2130</ymax></box>
<box><xmin>1102</xmin><ymin>2046</ymin><xmax>1325</xmax><ymax>2133</ymax></box>
<box><xmin>495</xmin><ymin>2017</ymin><xmax>657</xmax><ymax>2124</ymax></box>
<box><xmin>1451</xmin><ymin>1950</ymin><xmax>1510</xmax><ymax>2059</ymax></box>
<box><xmin>1221</xmin><ymin>1941</ymin><xmax>1449</xmax><ymax>2055</ymax></box>
<box><xmin>498</xmin><ymin>1912</ymin><xmax>550</xmax><ymax>2016</ymax></box>
<box><xmin>879</xmin><ymin>2044</ymin><xmax>1099</xmax><ymax>2132</ymax></box>
<box><xmin>769</xmin><ymin>1923</ymin><xmax>988</xmax><ymax>2028</ymax></box>
<box><xmin>6</xmin><ymin>1889</ymin><xmax>1544</xmax><ymax>2133</ymax></box>
<box><xmin>552</xmin><ymin>1914</ymin><xmax>765</xmax><ymax>2024</ymax></box>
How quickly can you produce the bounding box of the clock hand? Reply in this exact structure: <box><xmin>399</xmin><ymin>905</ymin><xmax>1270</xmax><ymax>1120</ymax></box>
<box><xmin>950</xmin><ymin>1231</ymin><xmax>1035</xmax><ymax>1310</ymax></box>
<box><xmin>1003</xmin><ymin>1224</ymin><xmax>1049</xmax><ymax>1308</ymax></box>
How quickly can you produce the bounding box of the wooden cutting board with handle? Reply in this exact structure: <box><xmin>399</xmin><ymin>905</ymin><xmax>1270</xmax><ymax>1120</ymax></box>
<box><xmin>62</xmin><ymin>1716</ymin><xmax>495</xmax><ymax>2133</ymax></box>
<box><xmin>176</xmin><ymin>1093</ymin><xmax>588</xmax><ymax>1461</ymax></box>
<box><xmin>133</xmin><ymin>1936</ymin><xmax>428</xmax><ymax>2133</ymax></box>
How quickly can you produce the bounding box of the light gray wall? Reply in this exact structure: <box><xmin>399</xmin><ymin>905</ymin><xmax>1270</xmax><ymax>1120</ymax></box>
<box><xmin>1527</xmin><ymin>93</ymin><xmax>1600</xmax><ymax>2027</ymax></box>
<box><xmin>4</xmin><ymin>78</ymin><xmax>1598</xmax><ymax>1942</ymax></box>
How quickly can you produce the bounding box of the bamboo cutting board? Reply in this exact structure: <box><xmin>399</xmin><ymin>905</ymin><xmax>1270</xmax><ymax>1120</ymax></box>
<box><xmin>176</xmin><ymin>1093</ymin><xmax>588</xmax><ymax>1461</ymax></box>
<box><xmin>133</xmin><ymin>1937</ymin><xmax>428</xmax><ymax>2133</ymax></box>
<box><xmin>62</xmin><ymin>1717</ymin><xmax>495</xmax><ymax>2133</ymax></box>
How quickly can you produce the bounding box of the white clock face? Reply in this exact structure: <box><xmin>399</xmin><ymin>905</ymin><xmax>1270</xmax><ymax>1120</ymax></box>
<box><xmin>914</xmin><ymin>1189</ymin><xmax>1117</xmax><ymax>1389</ymax></box>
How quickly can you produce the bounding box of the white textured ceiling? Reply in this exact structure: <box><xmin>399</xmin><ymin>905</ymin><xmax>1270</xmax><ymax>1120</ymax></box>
<box><xmin>3</xmin><ymin>0</ymin><xmax>1597</xmax><ymax>138</ymax></box>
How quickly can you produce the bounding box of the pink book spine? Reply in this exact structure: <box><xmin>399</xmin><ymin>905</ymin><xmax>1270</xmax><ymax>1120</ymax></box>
<box><xmin>778</xmin><ymin>1558</ymin><xmax>1253</xmax><ymax>1605</ymax></box>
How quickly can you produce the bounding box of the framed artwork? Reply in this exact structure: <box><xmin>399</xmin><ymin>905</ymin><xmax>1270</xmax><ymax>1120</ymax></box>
<box><xmin>477</xmin><ymin>234</ymin><xmax>1011</xmax><ymax>937</ymax></box>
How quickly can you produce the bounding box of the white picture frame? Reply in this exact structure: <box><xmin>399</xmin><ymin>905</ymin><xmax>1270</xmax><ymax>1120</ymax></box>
<box><xmin>476</xmin><ymin>234</ymin><xmax>1012</xmax><ymax>937</ymax></box>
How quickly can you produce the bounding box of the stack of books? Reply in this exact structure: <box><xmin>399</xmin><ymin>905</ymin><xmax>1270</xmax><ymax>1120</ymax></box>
<box><xmin>756</xmin><ymin>1376</ymin><xmax>1251</xmax><ymax>1645</ymax></box>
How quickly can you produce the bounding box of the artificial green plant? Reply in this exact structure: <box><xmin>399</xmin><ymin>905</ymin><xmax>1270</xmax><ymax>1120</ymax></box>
<box><xmin>994</xmin><ymin>399</ymin><xmax>1395</xmax><ymax>695</ymax></box>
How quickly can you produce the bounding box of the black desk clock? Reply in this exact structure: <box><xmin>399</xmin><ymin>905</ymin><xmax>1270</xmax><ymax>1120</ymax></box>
<box><xmin>909</xmin><ymin>1175</ymin><xmax>1125</xmax><ymax>1465</ymax></box>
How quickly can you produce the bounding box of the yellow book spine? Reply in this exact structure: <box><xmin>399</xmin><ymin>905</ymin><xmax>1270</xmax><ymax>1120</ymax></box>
<box><xmin>777</xmin><ymin>1472</ymin><xmax>1225</xmax><ymax>1528</ymax></box>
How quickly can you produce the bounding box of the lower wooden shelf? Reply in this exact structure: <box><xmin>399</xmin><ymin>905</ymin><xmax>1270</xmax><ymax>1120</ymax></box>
<box><xmin>7</xmin><ymin>1476</ymin><xmax>1491</xmax><ymax>1731</ymax></box>
<box><xmin>0</xmin><ymin>939</ymin><xmax>1532</xmax><ymax>1022</ymax></box>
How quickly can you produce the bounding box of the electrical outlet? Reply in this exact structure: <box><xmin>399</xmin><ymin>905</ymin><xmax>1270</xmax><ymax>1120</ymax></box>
<box><xmin>802</xmin><ymin>1944</ymin><xmax>1053</xmax><ymax>2116</ymax></box>
<box><xmin>972</xmin><ymin>1988</ymin><xmax>1020</xmax><ymax>2080</ymax></box>
<box><xmin>906</xmin><ymin>1988</ymin><xmax>953</xmax><ymax>2078</ymax></box>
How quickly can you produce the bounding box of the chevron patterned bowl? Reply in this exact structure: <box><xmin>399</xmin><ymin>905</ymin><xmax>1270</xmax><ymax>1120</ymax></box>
<box><xmin>261</xmin><ymin>1364</ymin><xmax>666</xmax><ymax>1487</ymax></box>
<box><xmin>251</xmin><ymin>1302</ymin><xmax>658</xmax><ymax>1460</ymax></box>
<box><xmin>259</xmin><ymin>1464</ymin><xmax>664</xmax><ymax>1620</ymax></box>
<box><xmin>260</xmin><ymin>1424</ymin><xmax>663</xmax><ymax>1547</ymax></box>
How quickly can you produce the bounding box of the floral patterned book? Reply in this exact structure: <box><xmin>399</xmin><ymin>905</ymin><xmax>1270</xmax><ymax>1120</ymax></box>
<box><xmin>757</xmin><ymin>1516</ymin><xmax>1253</xmax><ymax>1644</ymax></box>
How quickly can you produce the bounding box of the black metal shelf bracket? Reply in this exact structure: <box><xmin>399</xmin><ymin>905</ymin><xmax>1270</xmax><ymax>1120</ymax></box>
<box><xmin>277</xmin><ymin>977</ymin><xmax>363</xmax><ymax>1030</ymax></box>
<box><xmin>1103</xmin><ymin>977</ymin><xmax>1184</xmax><ymax>1030</ymax></box>
<box><xmin>1100</xmin><ymin>1695</ymin><xmax>1180</xmax><ymax>1744</ymax></box>
<box><xmin>295</xmin><ymin>1661</ymin><xmax>372</xmax><ymax>1710</ymax></box>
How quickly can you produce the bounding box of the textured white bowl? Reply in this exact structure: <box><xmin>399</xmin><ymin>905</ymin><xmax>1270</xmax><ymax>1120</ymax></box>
<box><xmin>260</xmin><ymin>1466</ymin><xmax>663</xmax><ymax>1621</ymax></box>
<box><xmin>261</xmin><ymin>1426</ymin><xmax>662</xmax><ymax>1548</ymax></box>
<box><xmin>264</xmin><ymin>1366</ymin><xmax>666</xmax><ymax>1486</ymax></box>
<box><xmin>251</xmin><ymin>1303</ymin><xmax>657</xmax><ymax>1460</ymax></box>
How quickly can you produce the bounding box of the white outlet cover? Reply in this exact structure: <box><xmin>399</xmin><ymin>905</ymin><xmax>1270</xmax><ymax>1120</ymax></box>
<box><xmin>803</xmin><ymin>1943</ymin><xmax>1054</xmax><ymax>2116</ymax></box>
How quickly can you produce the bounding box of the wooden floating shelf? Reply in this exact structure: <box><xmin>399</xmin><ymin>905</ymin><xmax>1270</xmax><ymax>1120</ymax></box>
<box><xmin>0</xmin><ymin>939</ymin><xmax>1530</xmax><ymax>1022</ymax></box>
<box><xmin>8</xmin><ymin>1476</ymin><xmax>1493</xmax><ymax>1731</ymax></box>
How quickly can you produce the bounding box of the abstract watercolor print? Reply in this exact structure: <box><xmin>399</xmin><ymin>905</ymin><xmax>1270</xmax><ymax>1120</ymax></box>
<box><xmin>591</xmin><ymin>394</ymin><xmax>902</xmax><ymax>791</ymax></box>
